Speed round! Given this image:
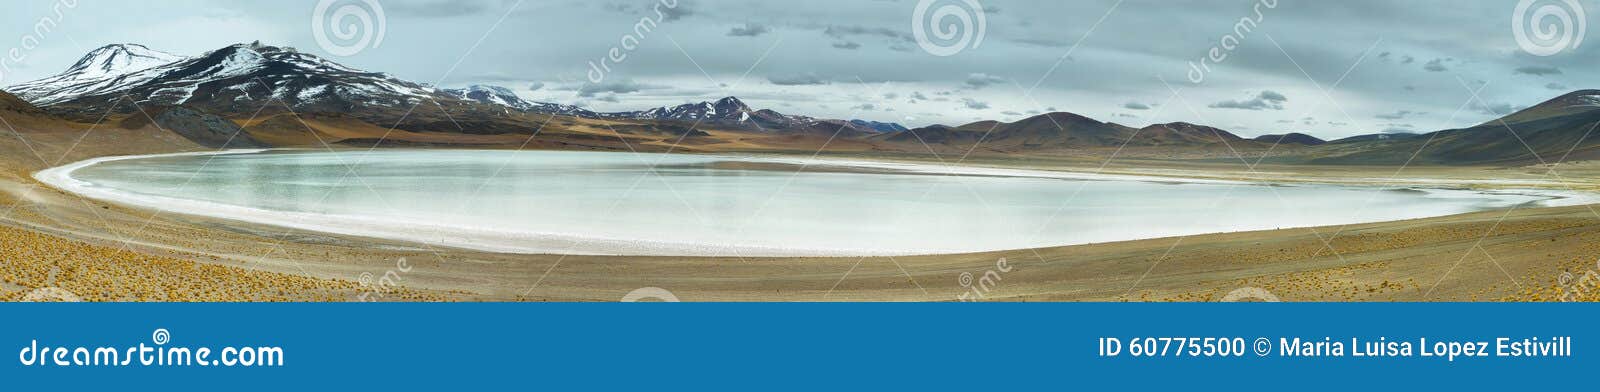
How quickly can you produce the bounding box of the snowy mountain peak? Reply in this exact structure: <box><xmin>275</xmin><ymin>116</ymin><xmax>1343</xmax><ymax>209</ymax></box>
<box><xmin>438</xmin><ymin>84</ymin><xmax>598</xmax><ymax>117</ymax></box>
<box><xmin>604</xmin><ymin>97</ymin><xmax>757</xmax><ymax>123</ymax></box>
<box><xmin>203</xmin><ymin>45</ymin><xmax>269</xmax><ymax>78</ymax></box>
<box><xmin>594</xmin><ymin>96</ymin><xmax>837</xmax><ymax>132</ymax></box>
<box><xmin>7</xmin><ymin>42</ymin><xmax>868</xmax><ymax>136</ymax></box>
<box><xmin>7</xmin><ymin>42</ymin><xmax>436</xmax><ymax>113</ymax></box>
<box><xmin>440</xmin><ymin>84</ymin><xmax>530</xmax><ymax>109</ymax></box>
<box><xmin>7</xmin><ymin>43</ymin><xmax>189</xmax><ymax>106</ymax></box>
<box><xmin>64</xmin><ymin>43</ymin><xmax>185</xmax><ymax>79</ymax></box>
<box><xmin>712</xmin><ymin>96</ymin><xmax>750</xmax><ymax>115</ymax></box>
<box><xmin>463</xmin><ymin>84</ymin><xmax>517</xmax><ymax>96</ymax></box>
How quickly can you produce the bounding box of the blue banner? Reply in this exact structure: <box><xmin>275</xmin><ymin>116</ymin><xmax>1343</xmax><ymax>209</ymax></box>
<box><xmin>1</xmin><ymin>303</ymin><xmax>1592</xmax><ymax>390</ymax></box>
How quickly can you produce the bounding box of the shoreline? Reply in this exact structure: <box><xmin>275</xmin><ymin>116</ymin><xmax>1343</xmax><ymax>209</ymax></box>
<box><xmin>1</xmin><ymin>140</ymin><xmax>1596</xmax><ymax>301</ymax></box>
<box><xmin>30</xmin><ymin>148</ymin><xmax>1600</xmax><ymax>258</ymax></box>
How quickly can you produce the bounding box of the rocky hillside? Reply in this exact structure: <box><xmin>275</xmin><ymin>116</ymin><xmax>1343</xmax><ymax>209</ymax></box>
<box><xmin>879</xmin><ymin>114</ymin><xmax>1252</xmax><ymax>151</ymax></box>
<box><xmin>1311</xmin><ymin>90</ymin><xmax>1600</xmax><ymax>164</ymax></box>
<box><xmin>0</xmin><ymin>90</ymin><xmax>43</xmax><ymax>115</ymax></box>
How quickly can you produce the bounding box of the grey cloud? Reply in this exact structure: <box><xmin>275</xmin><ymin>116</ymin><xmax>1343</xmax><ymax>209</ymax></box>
<box><xmin>964</xmin><ymin>73</ymin><xmax>1007</xmax><ymax>89</ymax></box>
<box><xmin>660</xmin><ymin>1</ymin><xmax>693</xmax><ymax>21</ymax></box>
<box><xmin>469</xmin><ymin>72</ymin><xmax>529</xmax><ymax>82</ymax></box>
<box><xmin>824</xmin><ymin>25</ymin><xmax>913</xmax><ymax>41</ymax></box>
<box><xmin>1123</xmin><ymin>102</ymin><xmax>1151</xmax><ymax>110</ymax></box>
<box><xmin>1475</xmin><ymin>102</ymin><xmax>1524</xmax><ymax>116</ymax></box>
<box><xmin>1514</xmin><ymin>66</ymin><xmax>1562</xmax><ymax>76</ymax></box>
<box><xmin>1209</xmin><ymin>90</ymin><xmax>1288</xmax><ymax>111</ymax></box>
<box><xmin>601</xmin><ymin>3</ymin><xmax>636</xmax><ymax>13</ymax></box>
<box><xmin>528</xmin><ymin>82</ymin><xmax>546</xmax><ymax>91</ymax></box>
<box><xmin>1374</xmin><ymin>110</ymin><xmax>1422</xmax><ymax>120</ymax></box>
<box><xmin>387</xmin><ymin>0</ymin><xmax>489</xmax><ymax>17</ymax></box>
<box><xmin>728</xmin><ymin>23</ymin><xmax>770</xmax><ymax>37</ymax></box>
<box><xmin>1547</xmin><ymin>82</ymin><xmax>1569</xmax><ymax>90</ymax></box>
<box><xmin>832</xmin><ymin>41</ymin><xmax>862</xmax><ymax>50</ymax></box>
<box><xmin>1012</xmin><ymin>38</ymin><xmax>1069</xmax><ymax>47</ymax></box>
<box><xmin>1378</xmin><ymin>122</ymin><xmax>1416</xmax><ymax>133</ymax></box>
<box><xmin>1423</xmin><ymin>58</ymin><xmax>1447</xmax><ymax>72</ymax></box>
<box><xmin>962</xmin><ymin>98</ymin><xmax>990</xmax><ymax>109</ymax></box>
<box><xmin>576</xmin><ymin>79</ymin><xmax>663</xmax><ymax>97</ymax></box>
<box><xmin>768</xmin><ymin>73</ymin><xmax>829</xmax><ymax>86</ymax></box>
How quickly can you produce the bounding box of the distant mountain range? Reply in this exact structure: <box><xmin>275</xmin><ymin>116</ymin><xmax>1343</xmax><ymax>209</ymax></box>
<box><xmin>437</xmin><ymin>84</ymin><xmax>594</xmax><ymax>117</ymax></box>
<box><xmin>871</xmin><ymin>93</ymin><xmax>1599</xmax><ymax>163</ymax></box>
<box><xmin>1253</xmin><ymin>133</ymin><xmax>1325</xmax><ymax>146</ymax></box>
<box><xmin>1308</xmin><ymin>90</ymin><xmax>1600</xmax><ymax>164</ymax></box>
<box><xmin>880</xmin><ymin>113</ymin><xmax>1250</xmax><ymax>151</ymax></box>
<box><xmin>5</xmin><ymin>42</ymin><xmax>1599</xmax><ymax>165</ymax></box>
<box><xmin>10</xmin><ymin>42</ymin><xmax>437</xmax><ymax>115</ymax></box>
<box><xmin>1327</xmin><ymin>132</ymin><xmax>1420</xmax><ymax>144</ymax></box>
<box><xmin>7</xmin><ymin>43</ymin><xmax>903</xmax><ymax>136</ymax></box>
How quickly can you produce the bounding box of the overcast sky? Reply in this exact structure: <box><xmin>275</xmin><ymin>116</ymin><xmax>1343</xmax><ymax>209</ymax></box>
<box><xmin>2</xmin><ymin>0</ymin><xmax>1595</xmax><ymax>138</ymax></box>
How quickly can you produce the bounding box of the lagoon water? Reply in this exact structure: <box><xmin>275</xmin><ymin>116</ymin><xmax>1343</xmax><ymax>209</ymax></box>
<box><xmin>39</xmin><ymin>149</ymin><xmax>1567</xmax><ymax>256</ymax></box>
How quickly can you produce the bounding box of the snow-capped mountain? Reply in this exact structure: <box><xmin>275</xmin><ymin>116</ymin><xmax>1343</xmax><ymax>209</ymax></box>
<box><xmin>8</xmin><ymin>42</ymin><xmax>908</xmax><ymax>137</ymax></box>
<box><xmin>438</xmin><ymin>84</ymin><xmax>596</xmax><ymax>117</ymax></box>
<box><xmin>600</xmin><ymin>96</ymin><xmax>831</xmax><ymax>130</ymax></box>
<box><xmin>7</xmin><ymin>42</ymin><xmax>437</xmax><ymax>117</ymax></box>
<box><xmin>8</xmin><ymin>44</ymin><xmax>186</xmax><ymax>106</ymax></box>
<box><xmin>606</xmin><ymin>97</ymin><xmax>755</xmax><ymax>122</ymax></box>
<box><xmin>438</xmin><ymin>85</ymin><xmax>531</xmax><ymax>110</ymax></box>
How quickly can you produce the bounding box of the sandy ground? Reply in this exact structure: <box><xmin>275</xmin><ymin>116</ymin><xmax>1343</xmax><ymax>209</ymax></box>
<box><xmin>2</xmin><ymin>127</ymin><xmax>1599</xmax><ymax>302</ymax></box>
